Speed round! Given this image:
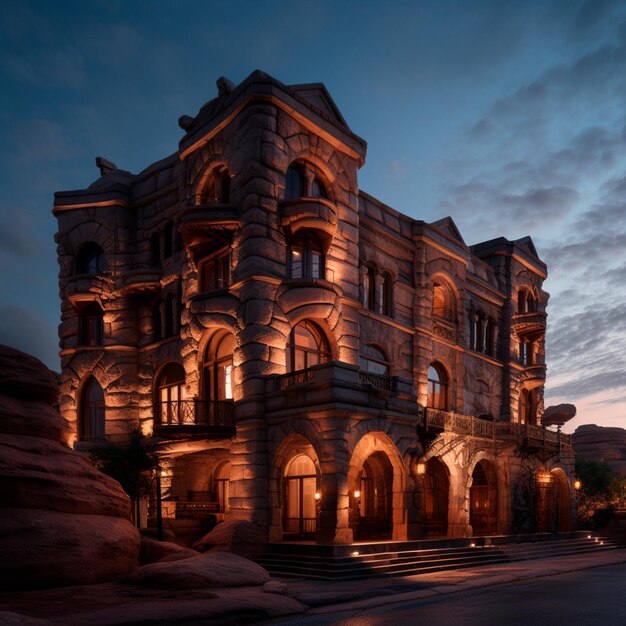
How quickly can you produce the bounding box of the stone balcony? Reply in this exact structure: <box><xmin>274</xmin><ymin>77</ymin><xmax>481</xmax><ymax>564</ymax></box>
<box><xmin>65</xmin><ymin>273</ymin><xmax>113</xmax><ymax>301</ymax></box>
<box><xmin>117</xmin><ymin>268</ymin><xmax>161</xmax><ymax>295</ymax></box>
<box><xmin>266</xmin><ymin>361</ymin><xmax>415</xmax><ymax>416</ymax></box>
<box><xmin>179</xmin><ymin>203</ymin><xmax>240</xmax><ymax>249</ymax></box>
<box><xmin>279</xmin><ymin>197</ymin><xmax>338</xmax><ymax>235</ymax></box>
<box><xmin>419</xmin><ymin>407</ymin><xmax>572</xmax><ymax>449</ymax></box>
<box><xmin>153</xmin><ymin>399</ymin><xmax>235</xmax><ymax>437</ymax></box>
<box><xmin>511</xmin><ymin>310</ymin><xmax>547</xmax><ymax>335</ymax></box>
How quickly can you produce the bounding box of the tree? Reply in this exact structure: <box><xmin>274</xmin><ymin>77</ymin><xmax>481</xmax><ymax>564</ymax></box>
<box><xmin>90</xmin><ymin>425</ymin><xmax>159</xmax><ymax>527</ymax></box>
<box><xmin>575</xmin><ymin>457</ymin><xmax>626</xmax><ymax>528</ymax></box>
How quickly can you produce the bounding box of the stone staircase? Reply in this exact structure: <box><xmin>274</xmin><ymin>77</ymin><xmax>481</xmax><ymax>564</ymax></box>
<box><xmin>256</xmin><ymin>534</ymin><xmax>621</xmax><ymax>580</ymax></box>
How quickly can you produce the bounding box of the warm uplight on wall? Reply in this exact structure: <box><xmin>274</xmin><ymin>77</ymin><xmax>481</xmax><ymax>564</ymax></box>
<box><xmin>354</xmin><ymin>490</ymin><xmax>361</xmax><ymax>499</ymax></box>
<box><xmin>535</xmin><ymin>471</ymin><xmax>553</xmax><ymax>485</ymax></box>
<box><xmin>416</xmin><ymin>462</ymin><xmax>426</xmax><ymax>475</ymax></box>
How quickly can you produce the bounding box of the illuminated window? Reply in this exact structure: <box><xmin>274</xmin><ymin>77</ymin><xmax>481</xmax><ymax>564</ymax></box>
<box><xmin>520</xmin><ymin>338</ymin><xmax>533</xmax><ymax>366</ymax></box>
<box><xmin>201</xmin><ymin>165</ymin><xmax>231</xmax><ymax>204</ymax></box>
<box><xmin>76</xmin><ymin>243</ymin><xmax>105</xmax><ymax>275</ymax></box>
<box><xmin>289</xmin><ymin>231</ymin><xmax>324</xmax><ymax>279</ymax></box>
<box><xmin>80</xmin><ymin>302</ymin><xmax>104</xmax><ymax>346</ymax></box>
<box><xmin>215</xmin><ymin>461</ymin><xmax>231</xmax><ymax>512</ymax></box>
<box><xmin>284</xmin><ymin>454</ymin><xmax>317</xmax><ymax>537</ymax></box>
<box><xmin>518</xmin><ymin>388</ymin><xmax>537</xmax><ymax>425</ymax></box>
<box><xmin>200</xmin><ymin>250</ymin><xmax>232</xmax><ymax>292</ymax></box>
<box><xmin>156</xmin><ymin>363</ymin><xmax>186</xmax><ymax>425</ymax></box>
<box><xmin>203</xmin><ymin>331</ymin><xmax>235</xmax><ymax>401</ymax></box>
<box><xmin>80</xmin><ymin>377</ymin><xmax>105</xmax><ymax>441</ymax></box>
<box><xmin>287</xmin><ymin>320</ymin><xmax>331</xmax><ymax>372</ymax></box>
<box><xmin>285</xmin><ymin>163</ymin><xmax>306</xmax><ymax>200</ymax></box>
<box><xmin>359</xmin><ymin>344</ymin><xmax>389</xmax><ymax>375</ymax></box>
<box><xmin>427</xmin><ymin>363</ymin><xmax>448</xmax><ymax>410</ymax></box>
<box><xmin>433</xmin><ymin>283</ymin><xmax>454</xmax><ymax>321</ymax></box>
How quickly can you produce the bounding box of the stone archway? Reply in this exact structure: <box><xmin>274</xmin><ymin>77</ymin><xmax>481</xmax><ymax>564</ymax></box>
<box><xmin>470</xmin><ymin>460</ymin><xmax>498</xmax><ymax>535</ymax></box>
<box><xmin>348</xmin><ymin>432</ymin><xmax>407</xmax><ymax>542</ymax></box>
<box><xmin>354</xmin><ymin>451</ymin><xmax>394</xmax><ymax>540</ymax></box>
<box><xmin>269</xmin><ymin>433</ymin><xmax>322</xmax><ymax>542</ymax></box>
<box><xmin>424</xmin><ymin>457</ymin><xmax>450</xmax><ymax>536</ymax></box>
<box><xmin>544</xmin><ymin>469</ymin><xmax>573</xmax><ymax>533</ymax></box>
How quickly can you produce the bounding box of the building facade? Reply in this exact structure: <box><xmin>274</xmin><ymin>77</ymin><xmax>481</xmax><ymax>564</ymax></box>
<box><xmin>54</xmin><ymin>71</ymin><xmax>575</xmax><ymax>544</ymax></box>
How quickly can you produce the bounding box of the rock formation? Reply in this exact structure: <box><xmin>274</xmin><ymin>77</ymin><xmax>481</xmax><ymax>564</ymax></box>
<box><xmin>192</xmin><ymin>519</ymin><xmax>266</xmax><ymax>557</ymax></box>
<box><xmin>0</xmin><ymin>345</ymin><xmax>141</xmax><ymax>590</ymax></box>
<box><xmin>573</xmin><ymin>424</ymin><xmax>626</xmax><ymax>476</ymax></box>
<box><xmin>126</xmin><ymin>551</ymin><xmax>270</xmax><ymax>588</ymax></box>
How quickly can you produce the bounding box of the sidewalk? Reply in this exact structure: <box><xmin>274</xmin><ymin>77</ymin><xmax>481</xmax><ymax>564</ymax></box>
<box><xmin>0</xmin><ymin>550</ymin><xmax>625</xmax><ymax>625</ymax></box>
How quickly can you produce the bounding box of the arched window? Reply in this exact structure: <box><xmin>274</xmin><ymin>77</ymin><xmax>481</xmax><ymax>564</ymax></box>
<box><xmin>359</xmin><ymin>344</ymin><xmax>389</xmax><ymax>375</ymax></box>
<box><xmin>76</xmin><ymin>243</ymin><xmax>105</xmax><ymax>275</ymax></box>
<box><xmin>156</xmin><ymin>363</ymin><xmax>186</xmax><ymax>425</ymax></box>
<box><xmin>520</xmin><ymin>337</ymin><xmax>533</xmax><ymax>366</ymax></box>
<box><xmin>203</xmin><ymin>331</ymin><xmax>235</xmax><ymax>401</ymax></box>
<box><xmin>215</xmin><ymin>461</ymin><xmax>230</xmax><ymax>513</ymax></box>
<box><xmin>287</xmin><ymin>320</ymin><xmax>331</xmax><ymax>372</ymax></box>
<box><xmin>80</xmin><ymin>377</ymin><xmax>105</xmax><ymax>441</ymax></box>
<box><xmin>200</xmin><ymin>249</ymin><xmax>232</xmax><ymax>292</ymax></box>
<box><xmin>427</xmin><ymin>363</ymin><xmax>448</xmax><ymax>410</ymax></box>
<box><xmin>80</xmin><ymin>302</ymin><xmax>104</xmax><ymax>346</ymax></box>
<box><xmin>284</xmin><ymin>454</ymin><xmax>318</xmax><ymax>537</ymax></box>
<box><xmin>201</xmin><ymin>166</ymin><xmax>231</xmax><ymax>204</ymax></box>
<box><xmin>285</xmin><ymin>163</ymin><xmax>306</xmax><ymax>200</ymax></box>
<box><xmin>289</xmin><ymin>230</ymin><xmax>324</xmax><ymax>279</ymax></box>
<box><xmin>519</xmin><ymin>388</ymin><xmax>537</xmax><ymax>425</ymax></box>
<box><xmin>380</xmin><ymin>272</ymin><xmax>393</xmax><ymax>317</ymax></box>
<box><xmin>311</xmin><ymin>177</ymin><xmax>327</xmax><ymax>199</ymax></box>
<box><xmin>364</xmin><ymin>265</ymin><xmax>376</xmax><ymax>311</ymax></box>
<box><xmin>433</xmin><ymin>283</ymin><xmax>454</xmax><ymax>321</ymax></box>
<box><xmin>518</xmin><ymin>289</ymin><xmax>536</xmax><ymax>313</ymax></box>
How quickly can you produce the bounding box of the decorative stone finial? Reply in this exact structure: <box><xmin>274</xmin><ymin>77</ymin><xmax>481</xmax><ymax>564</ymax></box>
<box><xmin>95</xmin><ymin>156</ymin><xmax>117</xmax><ymax>176</ymax></box>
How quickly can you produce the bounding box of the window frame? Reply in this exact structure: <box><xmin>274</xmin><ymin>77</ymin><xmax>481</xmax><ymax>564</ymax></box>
<box><xmin>286</xmin><ymin>320</ymin><xmax>331</xmax><ymax>372</ymax></box>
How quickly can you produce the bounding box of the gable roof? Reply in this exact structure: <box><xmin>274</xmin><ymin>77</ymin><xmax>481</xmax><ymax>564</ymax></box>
<box><xmin>430</xmin><ymin>216</ymin><xmax>466</xmax><ymax>244</ymax></box>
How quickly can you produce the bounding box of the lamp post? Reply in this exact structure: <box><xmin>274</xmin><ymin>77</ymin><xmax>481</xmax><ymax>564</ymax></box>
<box><xmin>155</xmin><ymin>466</ymin><xmax>163</xmax><ymax>541</ymax></box>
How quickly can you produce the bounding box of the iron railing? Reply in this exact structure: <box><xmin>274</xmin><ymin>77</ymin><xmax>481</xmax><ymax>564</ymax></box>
<box><xmin>155</xmin><ymin>399</ymin><xmax>234</xmax><ymax>428</ymax></box>
<box><xmin>420</xmin><ymin>408</ymin><xmax>572</xmax><ymax>447</ymax></box>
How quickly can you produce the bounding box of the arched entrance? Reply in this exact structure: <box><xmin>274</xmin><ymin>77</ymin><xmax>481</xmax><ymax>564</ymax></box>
<box><xmin>355</xmin><ymin>451</ymin><xmax>393</xmax><ymax>540</ymax></box>
<box><xmin>214</xmin><ymin>461</ymin><xmax>230</xmax><ymax>515</ymax></box>
<box><xmin>470</xmin><ymin>460</ymin><xmax>498</xmax><ymax>535</ymax></box>
<box><xmin>283</xmin><ymin>454</ymin><xmax>319</xmax><ymax>539</ymax></box>
<box><xmin>424</xmin><ymin>458</ymin><xmax>449</xmax><ymax>536</ymax></box>
<box><xmin>545</xmin><ymin>470</ymin><xmax>573</xmax><ymax>532</ymax></box>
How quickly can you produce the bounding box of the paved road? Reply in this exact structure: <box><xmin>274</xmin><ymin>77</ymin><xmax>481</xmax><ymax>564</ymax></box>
<box><xmin>267</xmin><ymin>562</ymin><xmax>626</xmax><ymax>626</ymax></box>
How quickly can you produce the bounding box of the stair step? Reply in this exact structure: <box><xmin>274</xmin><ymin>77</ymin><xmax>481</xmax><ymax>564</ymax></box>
<box><xmin>257</xmin><ymin>535</ymin><xmax>620</xmax><ymax>580</ymax></box>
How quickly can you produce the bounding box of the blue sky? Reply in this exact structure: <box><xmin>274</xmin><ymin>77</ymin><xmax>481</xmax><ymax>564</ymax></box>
<box><xmin>1</xmin><ymin>0</ymin><xmax>625</xmax><ymax>432</ymax></box>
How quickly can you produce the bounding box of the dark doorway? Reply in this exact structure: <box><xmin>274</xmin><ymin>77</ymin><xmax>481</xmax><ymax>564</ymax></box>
<box><xmin>424</xmin><ymin>458</ymin><xmax>449</xmax><ymax>536</ymax></box>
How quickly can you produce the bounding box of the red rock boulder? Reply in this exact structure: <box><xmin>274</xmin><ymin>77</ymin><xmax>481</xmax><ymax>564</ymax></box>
<box><xmin>0</xmin><ymin>345</ymin><xmax>141</xmax><ymax>590</ymax></box>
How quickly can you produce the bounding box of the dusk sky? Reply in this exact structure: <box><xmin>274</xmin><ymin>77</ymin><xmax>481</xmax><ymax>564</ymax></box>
<box><xmin>1</xmin><ymin>0</ymin><xmax>625</xmax><ymax>433</ymax></box>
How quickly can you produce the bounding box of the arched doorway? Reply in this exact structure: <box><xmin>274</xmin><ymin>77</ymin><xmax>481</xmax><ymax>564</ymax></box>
<box><xmin>79</xmin><ymin>377</ymin><xmax>105</xmax><ymax>441</ymax></box>
<box><xmin>424</xmin><ymin>458</ymin><xmax>449</xmax><ymax>536</ymax></box>
<box><xmin>355</xmin><ymin>451</ymin><xmax>393</xmax><ymax>540</ymax></box>
<box><xmin>283</xmin><ymin>454</ymin><xmax>318</xmax><ymax>539</ymax></box>
<box><xmin>546</xmin><ymin>470</ymin><xmax>573</xmax><ymax>533</ymax></box>
<box><xmin>470</xmin><ymin>461</ymin><xmax>498</xmax><ymax>535</ymax></box>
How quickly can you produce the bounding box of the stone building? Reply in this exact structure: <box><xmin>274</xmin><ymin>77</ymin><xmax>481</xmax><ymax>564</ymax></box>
<box><xmin>54</xmin><ymin>71</ymin><xmax>575</xmax><ymax>545</ymax></box>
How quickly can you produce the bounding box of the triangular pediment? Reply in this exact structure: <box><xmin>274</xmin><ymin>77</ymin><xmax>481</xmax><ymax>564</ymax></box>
<box><xmin>431</xmin><ymin>216</ymin><xmax>465</xmax><ymax>244</ymax></box>
<box><xmin>515</xmin><ymin>236</ymin><xmax>539</xmax><ymax>258</ymax></box>
<box><xmin>289</xmin><ymin>83</ymin><xmax>349</xmax><ymax>128</ymax></box>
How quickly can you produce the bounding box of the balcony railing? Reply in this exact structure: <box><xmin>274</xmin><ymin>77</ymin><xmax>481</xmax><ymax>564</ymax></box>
<box><xmin>420</xmin><ymin>408</ymin><xmax>572</xmax><ymax>447</ymax></box>
<box><xmin>155</xmin><ymin>399</ymin><xmax>234</xmax><ymax>429</ymax></box>
<box><xmin>358</xmin><ymin>371</ymin><xmax>393</xmax><ymax>391</ymax></box>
